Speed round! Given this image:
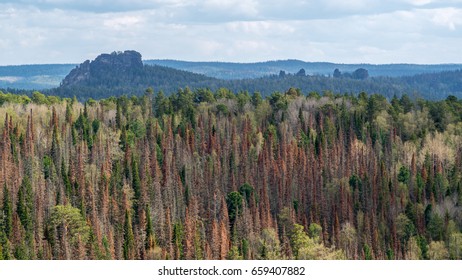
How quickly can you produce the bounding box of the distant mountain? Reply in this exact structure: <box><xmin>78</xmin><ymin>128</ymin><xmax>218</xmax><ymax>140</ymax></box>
<box><xmin>0</xmin><ymin>64</ymin><xmax>76</xmax><ymax>89</ymax></box>
<box><xmin>145</xmin><ymin>59</ymin><xmax>462</xmax><ymax>79</ymax></box>
<box><xmin>49</xmin><ymin>51</ymin><xmax>462</xmax><ymax>100</ymax></box>
<box><xmin>51</xmin><ymin>51</ymin><xmax>218</xmax><ymax>99</ymax></box>
<box><xmin>3</xmin><ymin>58</ymin><xmax>462</xmax><ymax>90</ymax></box>
<box><xmin>61</xmin><ymin>50</ymin><xmax>144</xmax><ymax>87</ymax></box>
<box><xmin>2</xmin><ymin>51</ymin><xmax>462</xmax><ymax>100</ymax></box>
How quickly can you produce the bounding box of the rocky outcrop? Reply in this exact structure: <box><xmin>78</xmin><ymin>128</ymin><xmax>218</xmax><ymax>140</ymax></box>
<box><xmin>61</xmin><ymin>50</ymin><xmax>143</xmax><ymax>87</ymax></box>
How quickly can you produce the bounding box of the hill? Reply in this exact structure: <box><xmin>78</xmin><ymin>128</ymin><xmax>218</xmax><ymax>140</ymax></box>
<box><xmin>0</xmin><ymin>64</ymin><xmax>76</xmax><ymax>89</ymax></box>
<box><xmin>51</xmin><ymin>51</ymin><xmax>462</xmax><ymax>100</ymax></box>
<box><xmin>2</xmin><ymin>56</ymin><xmax>462</xmax><ymax>90</ymax></box>
<box><xmin>145</xmin><ymin>59</ymin><xmax>462</xmax><ymax>79</ymax></box>
<box><xmin>52</xmin><ymin>51</ymin><xmax>218</xmax><ymax>99</ymax></box>
<box><xmin>2</xmin><ymin>51</ymin><xmax>461</xmax><ymax>100</ymax></box>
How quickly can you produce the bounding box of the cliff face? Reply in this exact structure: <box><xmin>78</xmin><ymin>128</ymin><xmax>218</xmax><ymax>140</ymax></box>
<box><xmin>61</xmin><ymin>50</ymin><xmax>143</xmax><ymax>87</ymax></box>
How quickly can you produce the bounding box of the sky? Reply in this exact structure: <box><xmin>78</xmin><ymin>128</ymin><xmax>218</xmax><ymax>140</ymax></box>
<box><xmin>1</xmin><ymin>0</ymin><xmax>462</xmax><ymax>65</ymax></box>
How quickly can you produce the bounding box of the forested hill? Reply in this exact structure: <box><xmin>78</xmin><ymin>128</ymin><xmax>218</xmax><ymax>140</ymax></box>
<box><xmin>145</xmin><ymin>59</ymin><xmax>462</xmax><ymax>79</ymax></box>
<box><xmin>49</xmin><ymin>50</ymin><xmax>462</xmax><ymax>100</ymax></box>
<box><xmin>51</xmin><ymin>51</ymin><xmax>218</xmax><ymax>100</ymax></box>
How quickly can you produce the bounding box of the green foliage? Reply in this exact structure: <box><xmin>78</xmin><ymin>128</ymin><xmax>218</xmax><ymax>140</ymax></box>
<box><xmin>363</xmin><ymin>244</ymin><xmax>372</xmax><ymax>260</ymax></box>
<box><xmin>129</xmin><ymin>119</ymin><xmax>146</xmax><ymax>139</ymax></box>
<box><xmin>216</xmin><ymin>104</ymin><xmax>229</xmax><ymax>115</ymax></box>
<box><xmin>0</xmin><ymin>91</ymin><xmax>31</xmax><ymax>105</ymax></box>
<box><xmin>2</xmin><ymin>185</ymin><xmax>13</xmax><ymax>238</ymax></box>
<box><xmin>32</xmin><ymin>91</ymin><xmax>48</xmax><ymax>104</ymax></box>
<box><xmin>123</xmin><ymin>210</ymin><xmax>135</xmax><ymax>260</ymax></box>
<box><xmin>428</xmin><ymin>241</ymin><xmax>449</xmax><ymax>260</ymax></box>
<box><xmin>268</xmin><ymin>92</ymin><xmax>288</xmax><ymax>110</ymax></box>
<box><xmin>17</xmin><ymin>176</ymin><xmax>34</xmax><ymax>234</ymax></box>
<box><xmin>291</xmin><ymin>224</ymin><xmax>345</xmax><ymax>260</ymax></box>
<box><xmin>398</xmin><ymin>166</ymin><xmax>411</xmax><ymax>184</ymax></box>
<box><xmin>258</xmin><ymin>228</ymin><xmax>282</xmax><ymax>260</ymax></box>
<box><xmin>239</xmin><ymin>183</ymin><xmax>254</xmax><ymax>205</ymax></box>
<box><xmin>49</xmin><ymin>204</ymin><xmax>90</xmax><ymax>244</ymax></box>
<box><xmin>173</xmin><ymin>222</ymin><xmax>184</xmax><ymax>259</ymax></box>
<box><xmin>427</xmin><ymin>213</ymin><xmax>444</xmax><ymax>241</ymax></box>
<box><xmin>226</xmin><ymin>191</ymin><xmax>243</xmax><ymax>224</ymax></box>
<box><xmin>2</xmin><ymin>85</ymin><xmax>462</xmax><ymax>260</ymax></box>
<box><xmin>131</xmin><ymin>156</ymin><xmax>142</xmax><ymax>214</ymax></box>
<box><xmin>236</xmin><ymin>91</ymin><xmax>251</xmax><ymax>109</ymax></box>
<box><xmin>145</xmin><ymin>206</ymin><xmax>156</xmax><ymax>250</ymax></box>
<box><xmin>449</xmin><ymin>232</ymin><xmax>462</xmax><ymax>259</ymax></box>
<box><xmin>396</xmin><ymin>213</ymin><xmax>416</xmax><ymax>245</ymax></box>
<box><xmin>252</xmin><ymin>92</ymin><xmax>263</xmax><ymax>107</ymax></box>
<box><xmin>43</xmin><ymin>156</ymin><xmax>53</xmax><ymax>180</ymax></box>
<box><xmin>308</xmin><ymin>223</ymin><xmax>323</xmax><ymax>242</ymax></box>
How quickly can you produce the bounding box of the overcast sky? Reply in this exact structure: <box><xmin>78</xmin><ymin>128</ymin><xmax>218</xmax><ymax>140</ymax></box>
<box><xmin>1</xmin><ymin>0</ymin><xmax>462</xmax><ymax>65</ymax></box>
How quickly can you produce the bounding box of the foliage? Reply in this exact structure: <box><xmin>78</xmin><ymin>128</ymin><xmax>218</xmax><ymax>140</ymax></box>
<box><xmin>49</xmin><ymin>205</ymin><xmax>90</xmax><ymax>244</ymax></box>
<box><xmin>0</xmin><ymin>88</ymin><xmax>462</xmax><ymax>260</ymax></box>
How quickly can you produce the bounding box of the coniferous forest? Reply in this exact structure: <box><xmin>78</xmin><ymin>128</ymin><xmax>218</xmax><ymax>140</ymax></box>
<box><xmin>1</xmin><ymin>88</ymin><xmax>462</xmax><ymax>260</ymax></box>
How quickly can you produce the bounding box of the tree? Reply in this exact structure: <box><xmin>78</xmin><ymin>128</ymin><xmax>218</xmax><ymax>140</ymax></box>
<box><xmin>31</xmin><ymin>91</ymin><xmax>49</xmax><ymax>105</ymax></box>
<box><xmin>352</xmin><ymin>68</ymin><xmax>369</xmax><ymax>80</ymax></box>
<box><xmin>258</xmin><ymin>228</ymin><xmax>282</xmax><ymax>260</ymax></box>
<box><xmin>398</xmin><ymin>166</ymin><xmax>411</xmax><ymax>184</ymax></box>
<box><xmin>339</xmin><ymin>222</ymin><xmax>357</xmax><ymax>259</ymax></box>
<box><xmin>17</xmin><ymin>177</ymin><xmax>34</xmax><ymax>234</ymax></box>
<box><xmin>449</xmin><ymin>232</ymin><xmax>462</xmax><ymax>259</ymax></box>
<box><xmin>2</xmin><ymin>185</ymin><xmax>13</xmax><ymax>238</ymax></box>
<box><xmin>296</xmin><ymin>69</ymin><xmax>306</xmax><ymax>77</ymax></box>
<box><xmin>428</xmin><ymin>241</ymin><xmax>448</xmax><ymax>260</ymax></box>
<box><xmin>123</xmin><ymin>210</ymin><xmax>135</xmax><ymax>260</ymax></box>
<box><xmin>291</xmin><ymin>224</ymin><xmax>345</xmax><ymax>260</ymax></box>
<box><xmin>396</xmin><ymin>213</ymin><xmax>415</xmax><ymax>246</ymax></box>
<box><xmin>145</xmin><ymin>206</ymin><xmax>155</xmax><ymax>251</ymax></box>
<box><xmin>333</xmin><ymin>69</ymin><xmax>342</xmax><ymax>78</ymax></box>
<box><xmin>239</xmin><ymin>183</ymin><xmax>254</xmax><ymax>205</ymax></box>
<box><xmin>49</xmin><ymin>205</ymin><xmax>90</xmax><ymax>245</ymax></box>
<box><xmin>226</xmin><ymin>192</ymin><xmax>243</xmax><ymax>225</ymax></box>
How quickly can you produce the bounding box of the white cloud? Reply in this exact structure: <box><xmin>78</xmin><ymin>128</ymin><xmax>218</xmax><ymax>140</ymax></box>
<box><xmin>429</xmin><ymin>7</ymin><xmax>462</xmax><ymax>30</ymax></box>
<box><xmin>0</xmin><ymin>1</ymin><xmax>462</xmax><ymax>64</ymax></box>
<box><xmin>104</xmin><ymin>15</ymin><xmax>143</xmax><ymax>31</ymax></box>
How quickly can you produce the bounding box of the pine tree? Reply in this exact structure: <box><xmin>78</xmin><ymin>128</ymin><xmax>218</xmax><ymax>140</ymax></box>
<box><xmin>145</xmin><ymin>206</ymin><xmax>155</xmax><ymax>251</ymax></box>
<box><xmin>123</xmin><ymin>210</ymin><xmax>135</xmax><ymax>260</ymax></box>
<box><xmin>2</xmin><ymin>184</ymin><xmax>13</xmax><ymax>238</ymax></box>
<box><xmin>17</xmin><ymin>176</ymin><xmax>33</xmax><ymax>234</ymax></box>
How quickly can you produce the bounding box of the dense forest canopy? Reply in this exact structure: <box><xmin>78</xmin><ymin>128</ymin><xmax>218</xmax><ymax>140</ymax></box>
<box><xmin>49</xmin><ymin>67</ymin><xmax>462</xmax><ymax>101</ymax></box>
<box><xmin>0</xmin><ymin>87</ymin><xmax>462</xmax><ymax>260</ymax></box>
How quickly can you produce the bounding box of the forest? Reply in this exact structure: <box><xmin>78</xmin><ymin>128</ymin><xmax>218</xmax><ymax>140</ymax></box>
<box><xmin>0</xmin><ymin>87</ymin><xmax>462</xmax><ymax>260</ymax></box>
<box><xmin>42</xmin><ymin>50</ymin><xmax>462</xmax><ymax>101</ymax></box>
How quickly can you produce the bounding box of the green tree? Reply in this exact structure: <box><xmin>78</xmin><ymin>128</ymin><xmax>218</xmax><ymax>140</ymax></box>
<box><xmin>449</xmin><ymin>232</ymin><xmax>462</xmax><ymax>259</ymax></box>
<box><xmin>396</xmin><ymin>213</ymin><xmax>415</xmax><ymax>245</ymax></box>
<box><xmin>398</xmin><ymin>166</ymin><xmax>411</xmax><ymax>184</ymax></box>
<box><xmin>258</xmin><ymin>228</ymin><xmax>282</xmax><ymax>260</ymax></box>
<box><xmin>17</xmin><ymin>177</ymin><xmax>34</xmax><ymax>234</ymax></box>
<box><xmin>2</xmin><ymin>185</ymin><xmax>13</xmax><ymax>238</ymax></box>
<box><xmin>239</xmin><ymin>183</ymin><xmax>254</xmax><ymax>205</ymax></box>
<box><xmin>291</xmin><ymin>224</ymin><xmax>345</xmax><ymax>260</ymax></box>
<box><xmin>123</xmin><ymin>210</ymin><xmax>135</xmax><ymax>260</ymax></box>
<box><xmin>145</xmin><ymin>206</ymin><xmax>155</xmax><ymax>250</ymax></box>
<box><xmin>226</xmin><ymin>191</ymin><xmax>243</xmax><ymax>224</ymax></box>
<box><xmin>428</xmin><ymin>241</ymin><xmax>449</xmax><ymax>260</ymax></box>
<box><xmin>31</xmin><ymin>91</ymin><xmax>49</xmax><ymax>105</ymax></box>
<box><xmin>49</xmin><ymin>205</ymin><xmax>90</xmax><ymax>245</ymax></box>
